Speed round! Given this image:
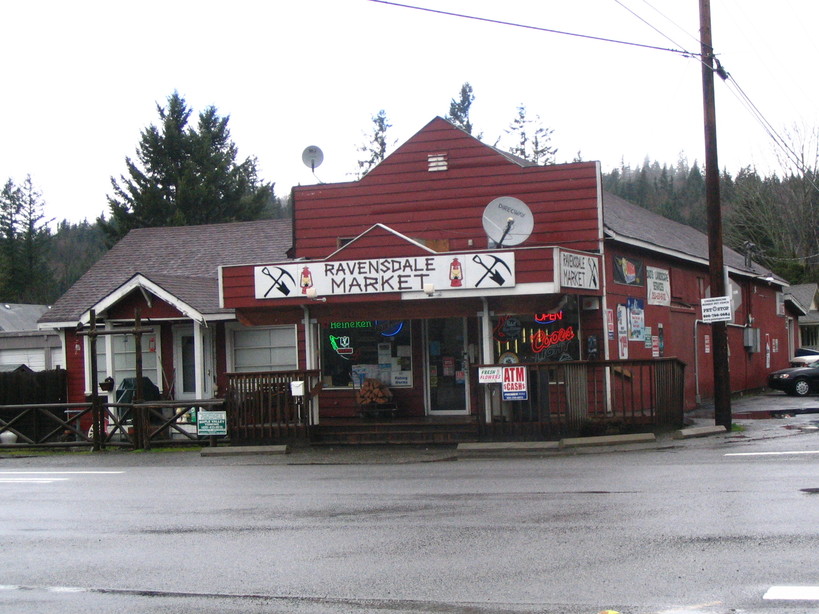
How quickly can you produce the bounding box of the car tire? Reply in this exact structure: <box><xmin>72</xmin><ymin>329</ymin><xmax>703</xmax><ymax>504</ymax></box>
<box><xmin>793</xmin><ymin>378</ymin><xmax>810</xmax><ymax>397</ymax></box>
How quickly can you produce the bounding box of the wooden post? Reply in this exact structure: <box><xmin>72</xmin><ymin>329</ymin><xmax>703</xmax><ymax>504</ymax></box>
<box><xmin>133</xmin><ymin>308</ymin><xmax>147</xmax><ymax>450</ymax></box>
<box><xmin>89</xmin><ymin>310</ymin><xmax>103</xmax><ymax>451</ymax></box>
<box><xmin>699</xmin><ymin>0</ymin><xmax>732</xmax><ymax>430</ymax></box>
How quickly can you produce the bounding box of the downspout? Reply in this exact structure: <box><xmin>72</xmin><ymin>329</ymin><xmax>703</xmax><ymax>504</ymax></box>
<box><xmin>694</xmin><ymin>319</ymin><xmax>705</xmax><ymax>405</ymax></box>
<box><xmin>480</xmin><ymin>297</ymin><xmax>494</xmax><ymax>424</ymax></box>
<box><xmin>302</xmin><ymin>305</ymin><xmax>319</xmax><ymax>425</ymax></box>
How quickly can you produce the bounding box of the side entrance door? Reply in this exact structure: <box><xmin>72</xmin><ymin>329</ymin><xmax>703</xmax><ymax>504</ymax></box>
<box><xmin>424</xmin><ymin>317</ymin><xmax>469</xmax><ymax>415</ymax></box>
<box><xmin>173</xmin><ymin>325</ymin><xmax>213</xmax><ymax>400</ymax></box>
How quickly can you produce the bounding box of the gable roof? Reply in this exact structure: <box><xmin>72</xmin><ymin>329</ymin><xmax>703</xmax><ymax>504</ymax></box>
<box><xmin>788</xmin><ymin>283</ymin><xmax>819</xmax><ymax>324</ymax></box>
<box><xmin>602</xmin><ymin>192</ymin><xmax>784</xmax><ymax>283</ymax></box>
<box><xmin>40</xmin><ymin>219</ymin><xmax>292</xmax><ymax>326</ymax></box>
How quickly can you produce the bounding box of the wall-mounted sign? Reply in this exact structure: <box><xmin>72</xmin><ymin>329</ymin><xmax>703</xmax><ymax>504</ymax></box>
<box><xmin>254</xmin><ymin>252</ymin><xmax>516</xmax><ymax>299</ymax></box>
<box><xmin>627</xmin><ymin>297</ymin><xmax>645</xmax><ymax>342</ymax></box>
<box><xmin>701</xmin><ymin>296</ymin><xmax>733</xmax><ymax>322</ymax></box>
<box><xmin>555</xmin><ymin>249</ymin><xmax>600</xmax><ymax>291</ymax></box>
<box><xmin>478</xmin><ymin>366</ymin><xmax>503</xmax><ymax>384</ymax></box>
<box><xmin>646</xmin><ymin>266</ymin><xmax>671</xmax><ymax>306</ymax></box>
<box><xmin>613</xmin><ymin>255</ymin><xmax>645</xmax><ymax>286</ymax></box>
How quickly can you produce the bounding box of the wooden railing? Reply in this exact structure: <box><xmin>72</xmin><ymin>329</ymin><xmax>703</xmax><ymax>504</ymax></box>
<box><xmin>224</xmin><ymin>370</ymin><xmax>321</xmax><ymax>444</ymax></box>
<box><xmin>0</xmin><ymin>400</ymin><xmax>226</xmax><ymax>449</ymax></box>
<box><xmin>476</xmin><ymin>358</ymin><xmax>685</xmax><ymax>441</ymax></box>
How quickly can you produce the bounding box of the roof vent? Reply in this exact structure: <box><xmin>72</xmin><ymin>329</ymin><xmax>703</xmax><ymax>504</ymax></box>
<box><xmin>427</xmin><ymin>153</ymin><xmax>448</xmax><ymax>172</ymax></box>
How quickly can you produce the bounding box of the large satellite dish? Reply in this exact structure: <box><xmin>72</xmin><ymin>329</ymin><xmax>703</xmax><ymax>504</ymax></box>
<box><xmin>302</xmin><ymin>146</ymin><xmax>324</xmax><ymax>171</ymax></box>
<box><xmin>482</xmin><ymin>197</ymin><xmax>534</xmax><ymax>247</ymax></box>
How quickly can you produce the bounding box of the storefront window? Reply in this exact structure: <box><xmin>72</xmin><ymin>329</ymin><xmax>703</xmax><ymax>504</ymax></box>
<box><xmin>492</xmin><ymin>300</ymin><xmax>579</xmax><ymax>363</ymax></box>
<box><xmin>321</xmin><ymin>320</ymin><xmax>412</xmax><ymax>388</ymax></box>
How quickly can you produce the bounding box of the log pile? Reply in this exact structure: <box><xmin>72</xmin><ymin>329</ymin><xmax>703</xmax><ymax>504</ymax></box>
<box><xmin>356</xmin><ymin>378</ymin><xmax>393</xmax><ymax>405</ymax></box>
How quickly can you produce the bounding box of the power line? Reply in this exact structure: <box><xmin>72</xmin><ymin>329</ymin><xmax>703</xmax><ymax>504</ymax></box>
<box><xmin>366</xmin><ymin>0</ymin><xmax>695</xmax><ymax>56</ymax></box>
<box><xmin>612</xmin><ymin>0</ymin><xmax>694</xmax><ymax>56</ymax></box>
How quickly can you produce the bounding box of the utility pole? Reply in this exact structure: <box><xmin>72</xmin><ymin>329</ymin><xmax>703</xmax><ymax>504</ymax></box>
<box><xmin>699</xmin><ymin>0</ymin><xmax>732</xmax><ymax>430</ymax></box>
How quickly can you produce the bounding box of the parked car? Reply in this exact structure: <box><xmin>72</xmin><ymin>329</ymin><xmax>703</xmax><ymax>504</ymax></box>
<box><xmin>768</xmin><ymin>362</ymin><xmax>819</xmax><ymax>396</ymax></box>
<box><xmin>791</xmin><ymin>347</ymin><xmax>819</xmax><ymax>367</ymax></box>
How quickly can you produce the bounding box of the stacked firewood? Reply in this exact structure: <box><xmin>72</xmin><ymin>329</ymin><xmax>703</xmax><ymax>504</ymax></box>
<box><xmin>356</xmin><ymin>378</ymin><xmax>393</xmax><ymax>405</ymax></box>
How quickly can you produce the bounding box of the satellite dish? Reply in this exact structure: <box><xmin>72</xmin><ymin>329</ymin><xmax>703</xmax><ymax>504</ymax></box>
<box><xmin>302</xmin><ymin>146</ymin><xmax>324</xmax><ymax>171</ymax></box>
<box><xmin>482</xmin><ymin>197</ymin><xmax>534</xmax><ymax>247</ymax></box>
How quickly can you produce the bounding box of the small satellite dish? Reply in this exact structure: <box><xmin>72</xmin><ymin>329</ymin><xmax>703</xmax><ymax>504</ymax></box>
<box><xmin>302</xmin><ymin>146</ymin><xmax>324</xmax><ymax>171</ymax></box>
<box><xmin>482</xmin><ymin>197</ymin><xmax>534</xmax><ymax>247</ymax></box>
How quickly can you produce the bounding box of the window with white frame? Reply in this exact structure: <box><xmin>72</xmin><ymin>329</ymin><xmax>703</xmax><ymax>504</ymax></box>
<box><xmin>229</xmin><ymin>325</ymin><xmax>298</xmax><ymax>372</ymax></box>
<box><xmin>91</xmin><ymin>330</ymin><xmax>161</xmax><ymax>395</ymax></box>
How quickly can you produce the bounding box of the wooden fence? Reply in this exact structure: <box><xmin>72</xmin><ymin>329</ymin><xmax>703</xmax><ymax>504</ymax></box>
<box><xmin>0</xmin><ymin>400</ymin><xmax>225</xmax><ymax>449</ymax></box>
<box><xmin>477</xmin><ymin>358</ymin><xmax>685</xmax><ymax>440</ymax></box>
<box><xmin>224</xmin><ymin>370</ymin><xmax>321</xmax><ymax>444</ymax></box>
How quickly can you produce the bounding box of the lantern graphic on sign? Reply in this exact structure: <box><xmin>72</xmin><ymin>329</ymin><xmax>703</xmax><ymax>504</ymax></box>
<box><xmin>449</xmin><ymin>257</ymin><xmax>463</xmax><ymax>287</ymax></box>
<box><xmin>300</xmin><ymin>266</ymin><xmax>313</xmax><ymax>294</ymax></box>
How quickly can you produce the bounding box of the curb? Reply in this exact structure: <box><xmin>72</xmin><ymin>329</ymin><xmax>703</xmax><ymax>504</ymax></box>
<box><xmin>200</xmin><ymin>445</ymin><xmax>289</xmax><ymax>457</ymax></box>
<box><xmin>672</xmin><ymin>425</ymin><xmax>727</xmax><ymax>439</ymax></box>
<box><xmin>457</xmin><ymin>433</ymin><xmax>657</xmax><ymax>457</ymax></box>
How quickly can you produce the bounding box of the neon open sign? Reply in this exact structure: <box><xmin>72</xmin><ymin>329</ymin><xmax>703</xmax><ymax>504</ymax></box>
<box><xmin>534</xmin><ymin>311</ymin><xmax>564</xmax><ymax>322</ymax></box>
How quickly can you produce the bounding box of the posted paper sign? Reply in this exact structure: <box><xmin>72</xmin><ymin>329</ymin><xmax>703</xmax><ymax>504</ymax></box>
<box><xmin>502</xmin><ymin>365</ymin><xmax>528</xmax><ymax>401</ymax></box>
<box><xmin>701</xmin><ymin>296</ymin><xmax>733</xmax><ymax>322</ymax></box>
<box><xmin>478</xmin><ymin>366</ymin><xmax>503</xmax><ymax>384</ymax></box>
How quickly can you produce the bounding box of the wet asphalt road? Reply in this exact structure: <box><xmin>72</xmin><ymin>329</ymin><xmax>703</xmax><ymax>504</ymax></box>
<box><xmin>1</xmin><ymin>395</ymin><xmax>818</xmax><ymax>614</ymax></box>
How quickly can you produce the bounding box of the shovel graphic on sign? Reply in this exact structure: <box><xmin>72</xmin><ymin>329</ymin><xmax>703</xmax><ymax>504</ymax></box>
<box><xmin>261</xmin><ymin>266</ymin><xmax>295</xmax><ymax>297</ymax></box>
<box><xmin>473</xmin><ymin>255</ymin><xmax>511</xmax><ymax>287</ymax></box>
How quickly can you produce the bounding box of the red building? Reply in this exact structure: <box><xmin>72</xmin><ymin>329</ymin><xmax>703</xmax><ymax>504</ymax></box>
<box><xmin>41</xmin><ymin>117</ymin><xmax>802</xmax><ymax>441</ymax></box>
<box><xmin>220</xmin><ymin>118</ymin><xmax>800</xmax><ymax>428</ymax></box>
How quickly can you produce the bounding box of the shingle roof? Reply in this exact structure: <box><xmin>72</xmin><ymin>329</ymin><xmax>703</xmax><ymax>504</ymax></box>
<box><xmin>40</xmin><ymin>219</ymin><xmax>292</xmax><ymax>325</ymax></box>
<box><xmin>788</xmin><ymin>283</ymin><xmax>819</xmax><ymax>324</ymax></box>
<box><xmin>602</xmin><ymin>192</ymin><xmax>783</xmax><ymax>281</ymax></box>
<box><xmin>0</xmin><ymin>304</ymin><xmax>51</xmax><ymax>332</ymax></box>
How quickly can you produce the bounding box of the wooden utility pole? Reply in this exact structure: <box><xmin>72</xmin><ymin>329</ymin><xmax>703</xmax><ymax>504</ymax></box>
<box><xmin>699</xmin><ymin>0</ymin><xmax>732</xmax><ymax>430</ymax></box>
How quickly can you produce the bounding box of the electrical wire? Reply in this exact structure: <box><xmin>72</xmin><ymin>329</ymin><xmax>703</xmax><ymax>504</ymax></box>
<box><xmin>612</xmin><ymin>0</ymin><xmax>694</xmax><ymax>56</ymax></box>
<box><xmin>366</xmin><ymin>0</ymin><xmax>694</xmax><ymax>57</ymax></box>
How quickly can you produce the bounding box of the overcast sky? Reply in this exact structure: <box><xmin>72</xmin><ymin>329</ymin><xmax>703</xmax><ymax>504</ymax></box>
<box><xmin>2</xmin><ymin>0</ymin><xmax>817</xmax><ymax>225</ymax></box>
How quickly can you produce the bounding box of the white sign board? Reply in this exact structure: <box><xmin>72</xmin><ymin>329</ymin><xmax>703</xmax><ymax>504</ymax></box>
<box><xmin>478</xmin><ymin>366</ymin><xmax>503</xmax><ymax>384</ymax></box>
<box><xmin>646</xmin><ymin>266</ymin><xmax>671</xmax><ymax>306</ymax></box>
<box><xmin>254</xmin><ymin>252</ymin><xmax>516</xmax><ymax>299</ymax></box>
<box><xmin>701</xmin><ymin>296</ymin><xmax>733</xmax><ymax>322</ymax></box>
<box><xmin>556</xmin><ymin>249</ymin><xmax>600</xmax><ymax>290</ymax></box>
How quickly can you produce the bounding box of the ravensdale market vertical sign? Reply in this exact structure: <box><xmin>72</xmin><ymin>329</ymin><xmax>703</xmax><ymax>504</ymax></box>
<box><xmin>254</xmin><ymin>253</ymin><xmax>516</xmax><ymax>299</ymax></box>
<box><xmin>555</xmin><ymin>249</ymin><xmax>600</xmax><ymax>291</ymax></box>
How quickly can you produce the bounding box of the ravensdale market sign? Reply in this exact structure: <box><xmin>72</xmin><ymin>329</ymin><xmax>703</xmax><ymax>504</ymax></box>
<box><xmin>254</xmin><ymin>252</ymin><xmax>516</xmax><ymax>299</ymax></box>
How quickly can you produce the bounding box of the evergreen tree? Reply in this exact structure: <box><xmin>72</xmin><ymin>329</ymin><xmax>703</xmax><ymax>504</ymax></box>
<box><xmin>0</xmin><ymin>176</ymin><xmax>53</xmax><ymax>303</ymax></box>
<box><xmin>17</xmin><ymin>176</ymin><xmax>52</xmax><ymax>303</ymax></box>
<box><xmin>505</xmin><ymin>104</ymin><xmax>557</xmax><ymax>165</ymax></box>
<box><xmin>48</xmin><ymin>220</ymin><xmax>108</xmax><ymax>300</ymax></box>
<box><xmin>101</xmin><ymin>92</ymin><xmax>273</xmax><ymax>244</ymax></box>
<box><xmin>446</xmin><ymin>82</ymin><xmax>478</xmax><ymax>137</ymax></box>
<box><xmin>356</xmin><ymin>110</ymin><xmax>393</xmax><ymax>178</ymax></box>
<box><xmin>0</xmin><ymin>179</ymin><xmax>23</xmax><ymax>300</ymax></box>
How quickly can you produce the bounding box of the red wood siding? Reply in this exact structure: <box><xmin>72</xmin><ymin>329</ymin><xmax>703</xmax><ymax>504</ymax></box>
<box><xmin>107</xmin><ymin>291</ymin><xmax>185</xmax><ymax>320</ymax></box>
<box><xmin>605</xmin><ymin>243</ymin><xmax>790</xmax><ymax>407</ymax></box>
<box><xmin>65</xmin><ymin>330</ymin><xmax>87</xmax><ymax>403</ymax></box>
<box><xmin>293</xmin><ymin>118</ymin><xmax>601</xmax><ymax>259</ymax></box>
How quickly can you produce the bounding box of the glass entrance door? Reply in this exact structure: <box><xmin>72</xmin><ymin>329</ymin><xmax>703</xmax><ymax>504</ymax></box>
<box><xmin>425</xmin><ymin>317</ymin><xmax>469</xmax><ymax>414</ymax></box>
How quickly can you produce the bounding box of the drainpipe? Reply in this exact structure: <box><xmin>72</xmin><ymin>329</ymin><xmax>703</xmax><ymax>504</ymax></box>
<box><xmin>694</xmin><ymin>319</ymin><xmax>705</xmax><ymax>404</ymax></box>
<box><xmin>480</xmin><ymin>298</ymin><xmax>494</xmax><ymax>424</ymax></box>
<box><xmin>302</xmin><ymin>305</ymin><xmax>319</xmax><ymax>425</ymax></box>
